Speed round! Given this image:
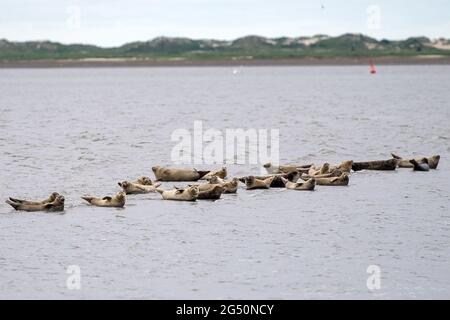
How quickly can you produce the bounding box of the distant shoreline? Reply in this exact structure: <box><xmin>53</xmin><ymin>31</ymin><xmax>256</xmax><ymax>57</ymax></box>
<box><xmin>1</xmin><ymin>56</ymin><xmax>450</xmax><ymax>68</ymax></box>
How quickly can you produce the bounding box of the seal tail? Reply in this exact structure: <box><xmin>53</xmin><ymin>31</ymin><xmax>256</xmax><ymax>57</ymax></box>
<box><xmin>5</xmin><ymin>200</ymin><xmax>20</xmax><ymax>210</ymax></box>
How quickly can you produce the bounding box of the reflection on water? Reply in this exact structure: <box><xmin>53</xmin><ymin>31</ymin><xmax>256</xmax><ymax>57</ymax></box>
<box><xmin>0</xmin><ymin>66</ymin><xmax>449</xmax><ymax>299</ymax></box>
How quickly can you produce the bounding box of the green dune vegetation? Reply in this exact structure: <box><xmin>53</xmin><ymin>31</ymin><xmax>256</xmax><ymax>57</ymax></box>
<box><xmin>1</xmin><ymin>34</ymin><xmax>450</xmax><ymax>61</ymax></box>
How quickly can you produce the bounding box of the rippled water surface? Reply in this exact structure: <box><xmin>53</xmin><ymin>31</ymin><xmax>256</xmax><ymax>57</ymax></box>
<box><xmin>1</xmin><ymin>66</ymin><xmax>449</xmax><ymax>299</ymax></box>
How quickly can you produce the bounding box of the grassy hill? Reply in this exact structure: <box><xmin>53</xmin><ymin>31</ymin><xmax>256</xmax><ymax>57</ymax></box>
<box><xmin>1</xmin><ymin>34</ymin><xmax>449</xmax><ymax>61</ymax></box>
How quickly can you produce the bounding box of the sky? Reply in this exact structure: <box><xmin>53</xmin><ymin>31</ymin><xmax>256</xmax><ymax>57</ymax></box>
<box><xmin>1</xmin><ymin>0</ymin><xmax>449</xmax><ymax>47</ymax></box>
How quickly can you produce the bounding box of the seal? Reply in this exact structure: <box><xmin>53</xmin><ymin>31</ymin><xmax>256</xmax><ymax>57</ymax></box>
<box><xmin>427</xmin><ymin>155</ymin><xmax>441</xmax><ymax>169</ymax></box>
<box><xmin>352</xmin><ymin>159</ymin><xmax>397</xmax><ymax>171</ymax></box>
<box><xmin>152</xmin><ymin>166</ymin><xmax>210</xmax><ymax>181</ymax></box>
<box><xmin>156</xmin><ymin>186</ymin><xmax>199</xmax><ymax>201</ymax></box>
<box><xmin>209</xmin><ymin>177</ymin><xmax>239</xmax><ymax>194</ymax></box>
<box><xmin>133</xmin><ymin>176</ymin><xmax>154</xmax><ymax>186</ymax></box>
<box><xmin>194</xmin><ymin>185</ymin><xmax>224</xmax><ymax>200</ymax></box>
<box><xmin>410</xmin><ymin>159</ymin><xmax>430</xmax><ymax>172</ymax></box>
<box><xmin>263</xmin><ymin>162</ymin><xmax>280</xmax><ymax>174</ymax></box>
<box><xmin>281</xmin><ymin>177</ymin><xmax>315</xmax><ymax>191</ymax></box>
<box><xmin>238</xmin><ymin>171</ymin><xmax>300</xmax><ymax>188</ymax></box>
<box><xmin>392</xmin><ymin>153</ymin><xmax>440</xmax><ymax>169</ymax></box>
<box><xmin>208</xmin><ymin>176</ymin><xmax>225</xmax><ymax>184</ymax></box>
<box><xmin>263</xmin><ymin>162</ymin><xmax>312</xmax><ymax>174</ymax></box>
<box><xmin>8</xmin><ymin>192</ymin><xmax>60</xmax><ymax>205</ymax></box>
<box><xmin>244</xmin><ymin>176</ymin><xmax>275</xmax><ymax>190</ymax></box>
<box><xmin>118</xmin><ymin>181</ymin><xmax>161</xmax><ymax>194</ymax></box>
<box><xmin>82</xmin><ymin>191</ymin><xmax>126</xmax><ymax>207</ymax></box>
<box><xmin>268</xmin><ymin>171</ymin><xmax>300</xmax><ymax>188</ymax></box>
<box><xmin>300</xmin><ymin>169</ymin><xmax>343</xmax><ymax>180</ymax></box>
<box><xmin>308</xmin><ymin>163</ymin><xmax>330</xmax><ymax>176</ymax></box>
<box><xmin>332</xmin><ymin>160</ymin><xmax>353</xmax><ymax>173</ymax></box>
<box><xmin>305</xmin><ymin>172</ymin><xmax>350</xmax><ymax>186</ymax></box>
<box><xmin>201</xmin><ymin>166</ymin><xmax>227</xmax><ymax>180</ymax></box>
<box><xmin>6</xmin><ymin>195</ymin><xmax>65</xmax><ymax>212</ymax></box>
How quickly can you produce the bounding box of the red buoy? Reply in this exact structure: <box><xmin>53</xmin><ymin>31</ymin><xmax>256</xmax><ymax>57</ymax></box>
<box><xmin>369</xmin><ymin>59</ymin><xmax>377</xmax><ymax>74</ymax></box>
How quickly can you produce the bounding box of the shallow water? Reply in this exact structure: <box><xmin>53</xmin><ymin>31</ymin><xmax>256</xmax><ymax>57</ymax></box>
<box><xmin>0</xmin><ymin>66</ymin><xmax>449</xmax><ymax>299</ymax></box>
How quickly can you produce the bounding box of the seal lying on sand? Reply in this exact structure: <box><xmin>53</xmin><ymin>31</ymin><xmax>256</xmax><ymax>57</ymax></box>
<box><xmin>300</xmin><ymin>169</ymin><xmax>344</xmax><ymax>180</ymax></box>
<box><xmin>308</xmin><ymin>163</ymin><xmax>331</xmax><ymax>176</ymax></box>
<box><xmin>6</xmin><ymin>194</ymin><xmax>65</xmax><ymax>212</ymax></box>
<box><xmin>331</xmin><ymin>160</ymin><xmax>353</xmax><ymax>173</ymax></box>
<box><xmin>82</xmin><ymin>192</ymin><xmax>126</xmax><ymax>207</ymax></box>
<box><xmin>391</xmin><ymin>153</ymin><xmax>440</xmax><ymax>169</ymax></box>
<box><xmin>201</xmin><ymin>167</ymin><xmax>227</xmax><ymax>180</ymax></box>
<box><xmin>8</xmin><ymin>192</ymin><xmax>60</xmax><ymax>205</ymax></box>
<box><xmin>263</xmin><ymin>162</ymin><xmax>312</xmax><ymax>174</ymax></box>
<box><xmin>238</xmin><ymin>171</ymin><xmax>300</xmax><ymax>188</ymax></box>
<box><xmin>118</xmin><ymin>181</ymin><xmax>161</xmax><ymax>194</ymax></box>
<box><xmin>152</xmin><ymin>166</ymin><xmax>210</xmax><ymax>181</ymax></box>
<box><xmin>244</xmin><ymin>176</ymin><xmax>275</xmax><ymax>190</ymax></box>
<box><xmin>303</xmin><ymin>173</ymin><xmax>350</xmax><ymax>186</ymax></box>
<box><xmin>352</xmin><ymin>159</ymin><xmax>397</xmax><ymax>171</ymax></box>
<box><xmin>209</xmin><ymin>177</ymin><xmax>239</xmax><ymax>194</ymax></box>
<box><xmin>281</xmin><ymin>177</ymin><xmax>315</xmax><ymax>191</ymax></box>
<box><xmin>208</xmin><ymin>176</ymin><xmax>225</xmax><ymax>184</ymax></box>
<box><xmin>410</xmin><ymin>159</ymin><xmax>430</xmax><ymax>172</ymax></box>
<box><xmin>189</xmin><ymin>184</ymin><xmax>224</xmax><ymax>200</ymax></box>
<box><xmin>156</xmin><ymin>186</ymin><xmax>199</xmax><ymax>201</ymax></box>
<box><xmin>265</xmin><ymin>171</ymin><xmax>300</xmax><ymax>188</ymax></box>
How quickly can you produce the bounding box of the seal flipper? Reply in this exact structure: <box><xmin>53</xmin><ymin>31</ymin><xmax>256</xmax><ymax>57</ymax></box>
<box><xmin>102</xmin><ymin>196</ymin><xmax>112</xmax><ymax>201</ymax></box>
<box><xmin>8</xmin><ymin>197</ymin><xmax>24</xmax><ymax>204</ymax></box>
<box><xmin>270</xmin><ymin>176</ymin><xmax>285</xmax><ymax>188</ymax></box>
<box><xmin>196</xmin><ymin>170</ymin><xmax>211</xmax><ymax>179</ymax></box>
<box><xmin>5</xmin><ymin>200</ymin><xmax>20</xmax><ymax>210</ymax></box>
<box><xmin>409</xmin><ymin>159</ymin><xmax>418</xmax><ymax>168</ymax></box>
<box><xmin>153</xmin><ymin>182</ymin><xmax>162</xmax><ymax>188</ymax></box>
<box><xmin>391</xmin><ymin>153</ymin><xmax>402</xmax><ymax>159</ymax></box>
<box><xmin>410</xmin><ymin>159</ymin><xmax>430</xmax><ymax>171</ymax></box>
<box><xmin>265</xmin><ymin>176</ymin><xmax>276</xmax><ymax>186</ymax></box>
<box><xmin>81</xmin><ymin>196</ymin><xmax>94</xmax><ymax>203</ymax></box>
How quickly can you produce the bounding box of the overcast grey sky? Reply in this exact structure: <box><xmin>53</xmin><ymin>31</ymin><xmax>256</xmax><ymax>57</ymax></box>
<box><xmin>1</xmin><ymin>0</ymin><xmax>449</xmax><ymax>46</ymax></box>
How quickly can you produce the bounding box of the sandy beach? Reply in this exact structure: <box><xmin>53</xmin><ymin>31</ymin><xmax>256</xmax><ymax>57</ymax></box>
<box><xmin>1</xmin><ymin>56</ymin><xmax>450</xmax><ymax>68</ymax></box>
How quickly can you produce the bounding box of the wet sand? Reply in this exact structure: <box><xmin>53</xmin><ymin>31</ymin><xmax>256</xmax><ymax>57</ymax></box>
<box><xmin>1</xmin><ymin>56</ymin><xmax>450</xmax><ymax>68</ymax></box>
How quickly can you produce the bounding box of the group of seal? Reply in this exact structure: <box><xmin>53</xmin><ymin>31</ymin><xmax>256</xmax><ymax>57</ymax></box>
<box><xmin>5</xmin><ymin>153</ymin><xmax>440</xmax><ymax>211</ymax></box>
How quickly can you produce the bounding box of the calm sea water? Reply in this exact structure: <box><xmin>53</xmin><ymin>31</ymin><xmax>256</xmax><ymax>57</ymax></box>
<box><xmin>0</xmin><ymin>66</ymin><xmax>449</xmax><ymax>299</ymax></box>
